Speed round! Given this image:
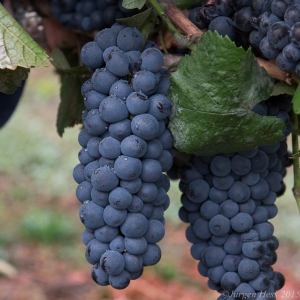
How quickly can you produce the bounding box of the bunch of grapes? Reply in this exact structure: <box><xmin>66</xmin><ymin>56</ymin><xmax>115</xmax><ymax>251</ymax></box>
<box><xmin>51</xmin><ymin>0</ymin><xmax>136</xmax><ymax>32</ymax></box>
<box><xmin>189</xmin><ymin>0</ymin><xmax>300</xmax><ymax>75</ymax></box>
<box><xmin>73</xmin><ymin>23</ymin><xmax>175</xmax><ymax>289</ymax></box>
<box><xmin>178</xmin><ymin>95</ymin><xmax>292</xmax><ymax>299</ymax></box>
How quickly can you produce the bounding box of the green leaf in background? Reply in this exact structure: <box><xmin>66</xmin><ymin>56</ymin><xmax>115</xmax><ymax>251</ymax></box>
<box><xmin>50</xmin><ymin>48</ymin><xmax>71</xmax><ymax>69</ymax></box>
<box><xmin>271</xmin><ymin>81</ymin><xmax>297</xmax><ymax>97</ymax></box>
<box><xmin>0</xmin><ymin>4</ymin><xmax>49</xmax><ymax>69</ymax></box>
<box><xmin>20</xmin><ymin>209</ymin><xmax>75</xmax><ymax>245</ymax></box>
<box><xmin>292</xmin><ymin>83</ymin><xmax>300</xmax><ymax>114</ymax></box>
<box><xmin>51</xmin><ymin>49</ymin><xmax>90</xmax><ymax>136</ymax></box>
<box><xmin>56</xmin><ymin>71</ymin><xmax>87</xmax><ymax>137</ymax></box>
<box><xmin>50</xmin><ymin>48</ymin><xmax>88</xmax><ymax>75</ymax></box>
<box><xmin>138</xmin><ymin>10</ymin><xmax>157</xmax><ymax>48</ymax></box>
<box><xmin>122</xmin><ymin>0</ymin><xmax>146</xmax><ymax>10</ymax></box>
<box><xmin>117</xmin><ymin>8</ymin><xmax>152</xmax><ymax>28</ymax></box>
<box><xmin>174</xmin><ymin>0</ymin><xmax>204</xmax><ymax>9</ymax></box>
<box><xmin>0</xmin><ymin>67</ymin><xmax>29</xmax><ymax>94</ymax></box>
<box><xmin>169</xmin><ymin>31</ymin><xmax>285</xmax><ymax>156</ymax></box>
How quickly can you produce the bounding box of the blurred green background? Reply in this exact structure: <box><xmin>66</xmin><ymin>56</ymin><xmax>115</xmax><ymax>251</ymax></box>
<box><xmin>0</xmin><ymin>67</ymin><xmax>299</xmax><ymax>300</ymax></box>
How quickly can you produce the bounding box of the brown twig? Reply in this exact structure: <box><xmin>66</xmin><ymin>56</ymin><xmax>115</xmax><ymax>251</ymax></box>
<box><xmin>157</xmin><ymin>0</ymin><xmax>202</xmax><ymax>37</ymax></box>
<box><xmin>257</xmin><ymin>58</ymin><xmax>293</xmax><ymax>84</ymax></box>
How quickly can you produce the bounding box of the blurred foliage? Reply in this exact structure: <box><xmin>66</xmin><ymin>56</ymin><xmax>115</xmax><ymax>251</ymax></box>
<box><xmin>154</xmin><ymin>262</ymin><xmax>178</xmax><ymax>280</ymax></box>
<box><xmin>19</xmin><ymin>209</ymin><xmax>76</xmax><ymax>245</ymax></box>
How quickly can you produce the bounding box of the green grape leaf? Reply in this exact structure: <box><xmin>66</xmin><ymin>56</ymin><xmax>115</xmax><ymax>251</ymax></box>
<box><xmin>169</xmin><ymin>31</ymin><xmax>285</xmax><ymax>156</ymax></box>
<box><xmin>54</xmin><ymin>49</ymin><xmax>90</xmax><ymax>136</ymax></box>
<box><xmin>122</xmin><ymin>0</ymin><xmax>146</xmax><ymax>10</ymax></box>
<box><xmin>292</xmin><ymin>83</ymin><xmax>300</xmax><ymax>114</ymax></box>
<box><xmin>117</xmin><ymin>8</ymin><xmax>152</xmax><ymax>28</ymax></box>
<box><xmin>0</xmin><ymin>4</ymin><xmax>49</xmax><ymax>69</ymax></box>
<box><xmin>50</xmin><ymin>48</ymin><xmax>71</xmax><ymax>69</ymax></box>
<box><xmin>271</xmin><ymin>81</ymin><xmax>297</xmax><ymax>97</ymax></box>
<box><xmin>0</xmin><ymin>67</ymin><xmax>29</xmax><ymax>94</ymax></box>
<box><xmin>56</xmin><ymin>71</ymin><xmax>88</xmax><ymax>137</ymax></box>
<box><xmin>51</xmin><ymin>49</ymin><xmax>88</xmax><ymax>75</ymax></box>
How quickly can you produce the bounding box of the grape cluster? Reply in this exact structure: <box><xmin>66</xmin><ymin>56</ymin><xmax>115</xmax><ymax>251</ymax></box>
<box><xmin>189</xmin><ymin>0</ymin><xmax>300</xmax><ymax>74</ymax></box>
<box><xmin>178</xmin><ymin>95</ymin><xmax>292</xmax><ymax>299</ymax></box>
<box><xmin>51</xmin><ymin>0</ymin><xmax>136</xmax><ymax>32</ymax></box>
<box><xmin>73</xmin><ymin>24</ymin><xmax>174</xmax><ymax>289</ymax></box>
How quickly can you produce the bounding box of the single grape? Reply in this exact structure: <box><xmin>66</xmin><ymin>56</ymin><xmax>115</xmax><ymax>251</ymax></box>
<box><xmin>114</xmin><ymin>155</ymin><xmax>142</xmax><ymax>181</ymax></box>
<box><xmin>120</xmin><ymin>135</ymin><xmax>147</xmax><ymax>158</ymax></box>
<box><xmin>91</xmin><ymin>263</ymin><xmax>109</xmax><ymax>286</ymax></box>
<box><xmin>109</xmin><ymin>119</ymin><xmax>132</xmax><ymax>141</ymax></box>
<box><xmin>80</xmin><ymin>41</ymin><xmax>104</xmax><ymax>69</ymax></box>
<box><xmin>209</xmin><ymin>16</ymin><xmax>236</xmax><ymax>40</ymax></box>
<box><xmin>232</xmin><ymin>7</ymin><xmax>253</xmax><ymax>33</ymax></box>
<box><xmin>95</xmin><ymin>28</ymin><xmax>118</xmax><ymax>50</ymax></box>
<box><xmin>132</xmin><ymin>70</ymin><xmax>157</xmax><ymax>96</ymax></box>
<box><xmin>238</xmin><ymin>258</ymin><xmax>260</xmax><ymax>280</ymax></box>
<box><xmin>85</xmin><ymin>239</ymin><xmax>109</xmax><ymax>264</ymax></box>
<box><xmin>267</xmin><ymin>21</ymin><xmax>290</xmax><ymax>50</ymax></box>
<box><xmin>142</xmin><ymin>244</ymin><xmax>161</xmax><ymax>266</ymax></box>
<box><xmin>109</xmin><ymin>80</ymin><xmax>133</xmax><ymax>101</ymax></box>
<box><xmin>201</xmin><ymin>246</ymin><xmax>227</xmax><ymax>267</ymax></box>
<box><xmin>117</xmin><ymin>27</ymin><xmax>142</xmax><ymax>52</ymax></box>
<box><xmin>131</xmin><ymin>114</ymin><xmax>159</xmax><ymax>140</ymax></box>
<box><xmin>126</xmin><ymin>50</ymin><xmax>142</xmax><ymax>72</ymax></box>
<box><xmin>79</xmin><ymin>200</ymin><xmax>105</xmax><ymax>229</ymax></box>
<box><xmin>123</xmin><ymin>252</ymin><xmax>143</xmax><ymax>273</ymax></box>
<box><xmin>99</xmin><ymin>95</ymin><xmax>129</xmax><ymax>123</ymax></box>
<box><xmin>276</xmin><ymin>52</ymin><xmax>297</xmax><ymax>72</ymax></box>
<box><xmin>106</xmin><ymin>50</ymin><xmax>131</xmax><ymax>77</ymax></box>
<box><xmin>200</xmin><ymin>200</ymin><xmax>220</xmax><ymax>220</ymax></box>
<box><xmin>109</xmin><ymin>236</ymin><xmax>125</xmax><ymax>252</ymax></box>
<box><xmin>120</xmin><ymin>178</ymin><xmax>142</xmax><ymax>194</ymax></box>
<box><xmin>259</xmin><ymin>36</ymin><xmax>280</xmax><ymax>59</ymax></box>
<box><xmin>92</xmin><ymin>68</ymin><xmax>118</xmax><ymax>94</ymax></box>
<box><xmin>91</xmin><ymin>165</ymin><xmax>119</xmax><ymax>192</ymax></box>
<box><xmin>103</xmin><ymin>205</ymin><xmax>127</xmax><ymax>227</ymax></box>
<box><xmin>140</xmin><ymin>48</ymin><xmax>164</xmax><ymax>73</ymax></box>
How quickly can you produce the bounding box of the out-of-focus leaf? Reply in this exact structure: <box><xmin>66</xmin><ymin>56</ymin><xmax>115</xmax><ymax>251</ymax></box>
<box><xmin>0</xmin><ymin>4</ymin><xmax>49</xmax><ymax>69</ymax></box>
<box><xmin>122</xmin><ymin>0</ymin><xmax>146</xmax><ymax>10</ymax></box>
<box><xmin>53</xmin><ymin>48</ymin><xmax>89</xmax><ymax>136</ymax></box>
<box><xmin>0</xmin><ymin>67</ymin><xmax>29</xmax><ymax>94</ymax></box>
<box><xmin>50</xmin><ymin>48</ymin><xmax>71</xmax><ymax>69</ymax></box>
<box><xmin>117</xmin><ymin>8</ymin><xmax>152</xmax><ymax>28</ymax></box>
<box><xmin>174</xmin><ymin>0</ymin><xmax>204</xmax><ymax>9</ymax></box>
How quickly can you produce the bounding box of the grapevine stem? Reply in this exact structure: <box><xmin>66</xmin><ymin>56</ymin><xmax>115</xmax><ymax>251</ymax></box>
<box><xmin>147</xmin><ymin>0</ymin><xmax>188</xmax><ymax>47</ymax></box>
<box><xmin>139</xmin><ymin>10</ymin><xmax>158</xmax><ymax>49</ymax></box>
<box><xmin>147</xmin><ymin>0</ymin><xmax>200</xmax><ymax>48</ymax></box>
<box><xmin>157</xmin><ymin>0</ymin><xmax>202</xmax><ymax>35</ymax></box>
<box><xmin>167</xmin><ymin>61</ymin><xmax>179</xmax><ymax>71</ymax></box>
<box><xmin>256</xmin><ymin>58</ymin><xmax>293</xmax><ymax>84</ymax></box>
<box><xmin>291</xmin><ymin>110</ymin><xmax>300</xmax><ymax>212</ymax></box>
<box><xmin>159</xmin><ymin>30</ymin><xmax>168</xmax><ymax>54</ymax></box>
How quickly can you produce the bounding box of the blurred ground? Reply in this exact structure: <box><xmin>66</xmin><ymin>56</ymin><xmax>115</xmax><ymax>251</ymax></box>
<box><xmin>0</xmin><ymin>67</ymin><xmax>299</xmax><ymax>300</ymax></box>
